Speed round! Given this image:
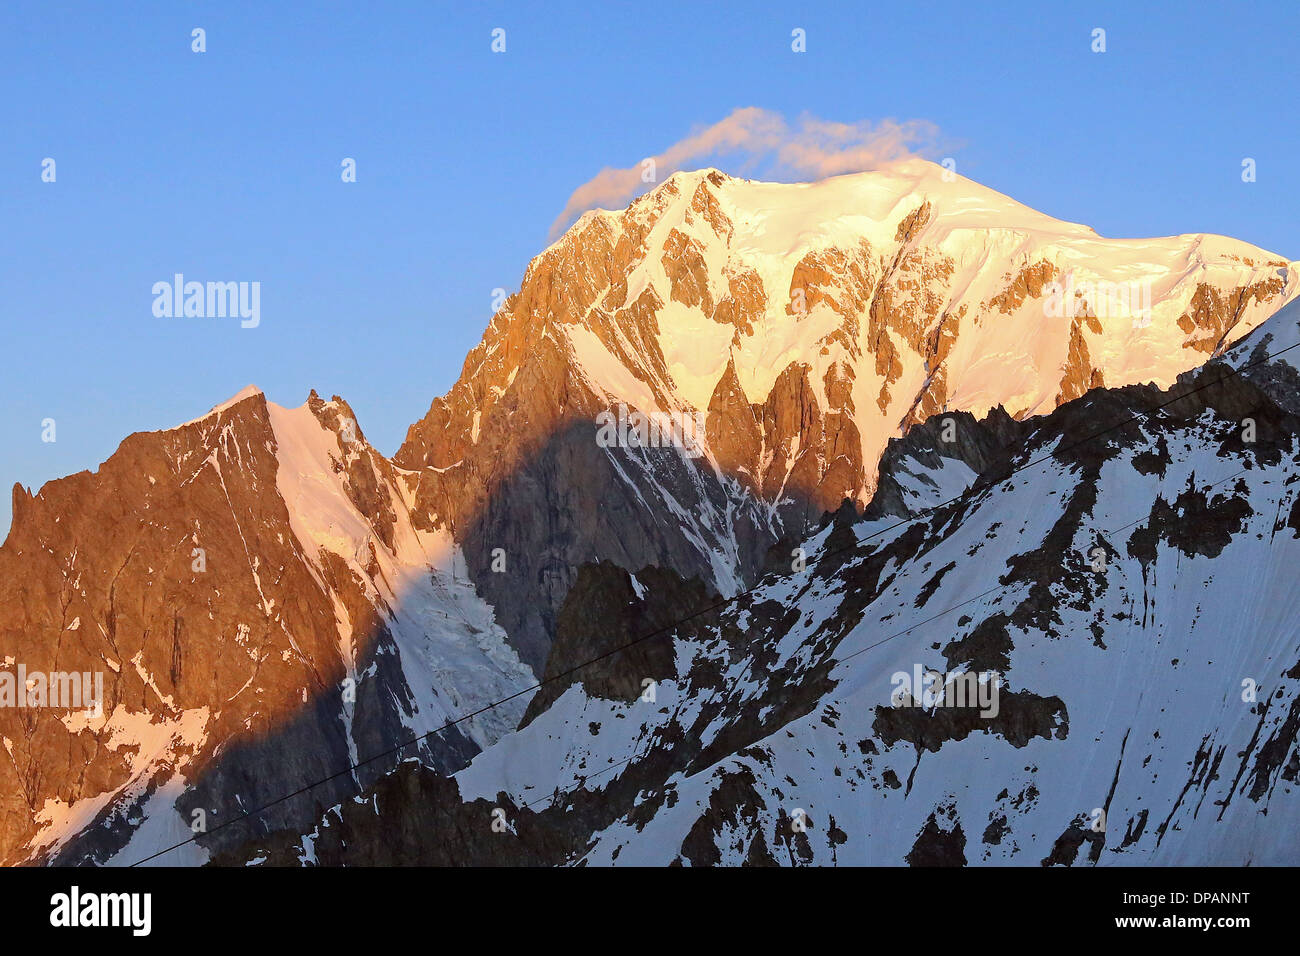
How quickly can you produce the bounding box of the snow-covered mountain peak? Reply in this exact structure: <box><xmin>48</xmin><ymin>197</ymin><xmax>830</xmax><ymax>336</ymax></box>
<box><xmin>389</xmin><ymin>167</ymin><xmax>1300</xmax><ymax>585</ymax></box>
<box><xmin>6</xmin><ymin>160</ymin><xmax>1300</xmax><ymax>867</ymax></box>
<box><xmin>472</xmin><ymin>166</ymin><xmax>1298</xmax><ymax>520</ymax></box>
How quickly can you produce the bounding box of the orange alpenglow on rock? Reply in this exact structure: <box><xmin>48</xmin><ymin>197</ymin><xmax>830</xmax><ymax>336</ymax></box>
<box><xmin>2</xmin><ymin>160</ymin><xmax>1296</xmax><ymax>865</ymax></box>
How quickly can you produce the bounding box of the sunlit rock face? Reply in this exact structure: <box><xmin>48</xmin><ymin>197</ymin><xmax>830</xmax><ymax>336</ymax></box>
<box><xmin>3</xmin><ymin>161</ymin><xmax>1296</xmax><ymax>865</ymax></box>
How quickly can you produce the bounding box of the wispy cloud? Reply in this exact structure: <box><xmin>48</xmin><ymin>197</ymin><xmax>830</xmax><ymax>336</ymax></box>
<box><xmin>549</xmin><ymin>108</ymin><xmax>945</xmax><ymax>237</ymax></box>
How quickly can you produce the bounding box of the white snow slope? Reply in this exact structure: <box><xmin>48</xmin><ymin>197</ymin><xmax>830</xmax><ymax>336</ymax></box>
<box><xmin>551</xmin><ymin>159</ymin><xmax>1297</xmax><ymax>504</ymax></box>
<box><xmin>430</xmin><ymin>297</ymin><xmax>1300</xmax><ymax>866</ymax></box>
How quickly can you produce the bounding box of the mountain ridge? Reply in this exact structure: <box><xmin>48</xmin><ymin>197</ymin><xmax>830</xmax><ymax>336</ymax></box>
<box><xmin>218</xmin><ymin>296</ymin><xmax>1300</xmax><ymax>867</ymax></box>
<box><xmin>2</xmin><ymin>164</ymin><xmax>1297</xmax><ymax>865</ymax></box>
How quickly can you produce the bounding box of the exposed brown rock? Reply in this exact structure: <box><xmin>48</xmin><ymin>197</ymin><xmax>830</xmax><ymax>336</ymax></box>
<box><xmin>662</xmin><ymin>228</ymin><xmax>714</xmax><ymax>314</ymax></box>
<box><xmin>0</xmin><ymin>392</ymin><xmax>351</xmax><ymax>863</ymax></box>
<box><xmin>1177</xmin><ymin>277</ymin><xmax>1287</xmax><ymax>354</ymax></box>
<box><xmin>985</xmin><ymin>260</ymin><xmax>1057</xmax><ymax>315</ymax></box>
<box><xmin>706</xmin><ymin>358</ymin><xmax>762</xmax><ymax>493</ymax></box>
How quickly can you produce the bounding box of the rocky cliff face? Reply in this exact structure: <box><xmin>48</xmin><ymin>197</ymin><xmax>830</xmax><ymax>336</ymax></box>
<box><xmin>2</xmin><ymin>161</ymin><xmax>1297</xmax><ymax>865</ymax></box>
<box><xmin>0</xmin><ymin>388</ymin><xmax>533</xmax><ymax>864</ymax></box>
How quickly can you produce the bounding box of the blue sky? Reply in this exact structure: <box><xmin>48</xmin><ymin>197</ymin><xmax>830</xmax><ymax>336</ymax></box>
<box><xmin>1</xmin><ymin>0</ymin><xmax>1296</xmax><ymax>536</ymax></box>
